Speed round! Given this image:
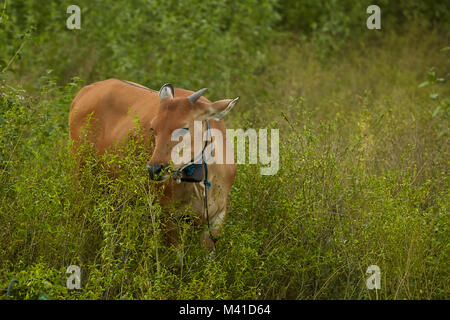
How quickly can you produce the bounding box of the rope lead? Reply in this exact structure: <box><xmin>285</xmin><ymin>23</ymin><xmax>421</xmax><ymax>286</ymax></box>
<box><xmin>202</xmin><ymin>121</ymin><xmax>219</xmax><ymax>249</ymax></box>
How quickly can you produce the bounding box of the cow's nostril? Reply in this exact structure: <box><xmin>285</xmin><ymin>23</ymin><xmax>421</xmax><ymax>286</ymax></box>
<box><xmin>147</xmin><ymin>164</ymin><xmax>165</xmax><ymax>180</ymax></box>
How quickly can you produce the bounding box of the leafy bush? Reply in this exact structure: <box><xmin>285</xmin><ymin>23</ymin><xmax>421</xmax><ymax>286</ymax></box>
<box><xmin>277</xmin><ymin>0</ymin><xmax>450</xmax><ymax>58</ymax></box>
<box><xmin>1</xmin><ymin>0</ymin><xmax>278</xmax><ymax>94</ymax></box>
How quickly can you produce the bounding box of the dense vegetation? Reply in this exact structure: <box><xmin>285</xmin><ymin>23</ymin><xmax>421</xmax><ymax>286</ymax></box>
<box><xmin>0</xmin><ymin>0</ymin><xmax>449</xmax><ymax>299</ymax></box>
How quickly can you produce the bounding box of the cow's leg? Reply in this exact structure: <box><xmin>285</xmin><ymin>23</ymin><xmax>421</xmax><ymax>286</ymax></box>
<box><xmin>200</xmin><ymin>208</ymin><xmax>226</xmax><ymax>250</ymax></box>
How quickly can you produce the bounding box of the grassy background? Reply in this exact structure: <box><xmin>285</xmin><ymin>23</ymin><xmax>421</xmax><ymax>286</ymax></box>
<box><xmin>0</xmin><ymin>1</ymin><xmax>449</xmax><ymax>299</ymax></box>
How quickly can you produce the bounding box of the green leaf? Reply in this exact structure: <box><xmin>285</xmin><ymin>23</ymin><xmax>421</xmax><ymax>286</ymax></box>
<box><xmin>418</xmin><ymin>81</ymin><xmax>429</xmax><ymax>88</ymax></box>
<box><xmin>432</xmin><ymin>106</ymin><xmax>441</xmax><ymax>117</ymax></box>
<box><xmin>429</xmin><ymin>93</ymin><xmax>439</xmax><ymax>100</ymax></box>
<box><xmin>427</xmin><ymin>71</ymin><xmax>436</xmax><ymax>82</ymax></box>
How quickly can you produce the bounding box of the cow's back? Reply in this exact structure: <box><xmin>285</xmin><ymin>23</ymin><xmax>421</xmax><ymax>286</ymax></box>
<box><xmin>69</xmin><ymin>79</ymin><xmax>159</xmax><ymax>153</ymax></box>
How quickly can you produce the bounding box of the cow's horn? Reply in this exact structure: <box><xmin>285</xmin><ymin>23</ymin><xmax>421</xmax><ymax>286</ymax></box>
<box><xmin>188</xmin><ymin>88</ymin><xmax>208</xmax><ymax>104</ymax></box>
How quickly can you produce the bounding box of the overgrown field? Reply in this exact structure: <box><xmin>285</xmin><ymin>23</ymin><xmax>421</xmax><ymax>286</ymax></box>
<box><xmin>0</xmin><ymin>1</ymin><xmax>449</xmax><ymax>299</ymax></box>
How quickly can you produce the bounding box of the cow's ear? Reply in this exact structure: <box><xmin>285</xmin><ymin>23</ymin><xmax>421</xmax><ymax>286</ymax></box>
<box><xmin>206</xmin><ymin>97</ymin><xmax>239</xmax><ymax>120</ymax></box>
<box><xmin>159</xmin><ymin>83</ymin><xmax>174</xmax><ymax>99</ymax></box>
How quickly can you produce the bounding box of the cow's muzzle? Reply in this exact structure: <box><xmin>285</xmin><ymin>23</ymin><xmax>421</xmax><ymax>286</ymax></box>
<box><xmin>147</xmin><ymin>164</ymin><xmax>168</xmax><ymax>181</ymax></box>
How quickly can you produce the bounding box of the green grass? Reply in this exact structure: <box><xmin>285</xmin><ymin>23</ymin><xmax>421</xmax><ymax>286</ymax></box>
<box><xmin>0</xmin><ymin>23</ymin><xmax>449</xmax><ymax>299</ymax></box>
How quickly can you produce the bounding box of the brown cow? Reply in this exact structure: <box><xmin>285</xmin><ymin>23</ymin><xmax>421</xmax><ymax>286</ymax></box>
<box><xmin>69</xmin><ymin>79</ymin><xmax>238</xmax><ymax>249</ymax></box>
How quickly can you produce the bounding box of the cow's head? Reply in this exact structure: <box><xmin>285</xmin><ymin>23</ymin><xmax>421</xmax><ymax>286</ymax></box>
<box><xmin>146</xmin><ymin>83</ymin><xmax>238</xmax><ymax>181</ymax></box>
